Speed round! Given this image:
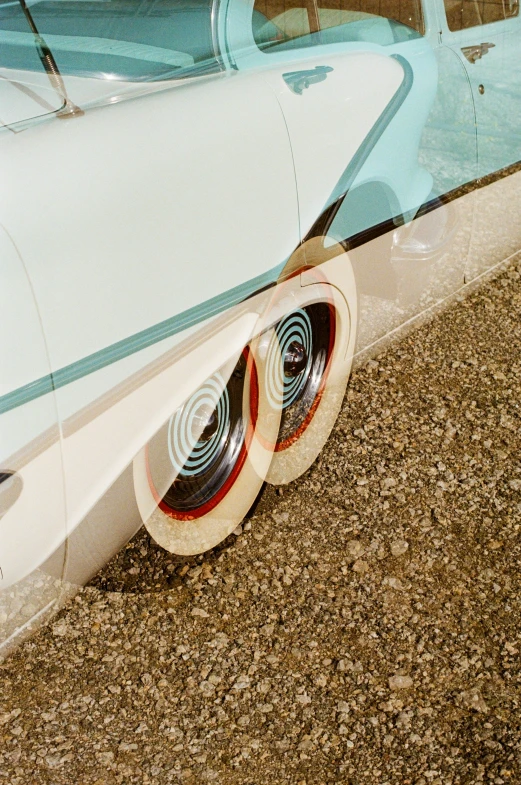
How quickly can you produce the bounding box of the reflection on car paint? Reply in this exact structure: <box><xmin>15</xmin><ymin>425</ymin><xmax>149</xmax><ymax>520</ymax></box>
<box><xmin>1</xmin><ymin>0</ymin><xmax>521</xmax><ymax>656</ymax></box>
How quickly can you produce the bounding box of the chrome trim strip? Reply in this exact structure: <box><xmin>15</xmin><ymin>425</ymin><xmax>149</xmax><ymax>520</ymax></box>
<box><xmin>4</xmin><ymin>165</ymin><xmax>521</xmax><ymax>472</ymax></box>
<box><xmin>0</xmin><ymin>266</ymin><xmax>280</xmax><ymax>417</ymax></box>
<box><xmin>210</xmin><ymin>0</ymin><xmax>222</xmax><ymax>63</ymax></box>
<box><xmin>1</xmin><ymin>424</ymin><xmax>60</xmax><ymax>473</ymax></box>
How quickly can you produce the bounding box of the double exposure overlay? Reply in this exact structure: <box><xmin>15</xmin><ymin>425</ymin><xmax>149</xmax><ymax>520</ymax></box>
<box><xmin>1</xmin><ymin>0</ymin><xmax>521</xmax><ymax>653</ymax></box>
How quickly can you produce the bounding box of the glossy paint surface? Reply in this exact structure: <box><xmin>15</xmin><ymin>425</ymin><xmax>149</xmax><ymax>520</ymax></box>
<box><xmin>1</xmin><ymin>0</ymin><xmax>521</xmax><ymax>654</ymax></box>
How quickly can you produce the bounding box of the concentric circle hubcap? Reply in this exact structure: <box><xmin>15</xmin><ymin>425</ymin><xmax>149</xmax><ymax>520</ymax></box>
<box><xmin>146</xmin><ymin>351</ymin><xmax>257</xmax><ymax>518</ymax></box>
<box><xmin>268</xmin><ymin>303</ymin><xmax>334</xmax><ymax>449</ymax></box>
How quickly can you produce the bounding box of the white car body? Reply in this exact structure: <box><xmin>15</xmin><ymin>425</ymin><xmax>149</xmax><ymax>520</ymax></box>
<box><xmin>1</xmin><ymin>0</ymin><xmax>521</xmax><ymax>655</ymax></box>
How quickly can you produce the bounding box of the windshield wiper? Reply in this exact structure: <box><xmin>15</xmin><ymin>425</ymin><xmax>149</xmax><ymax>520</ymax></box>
<box><xmin>17</xmin><ymin>0</ymin><xmax>83</xmax><ymax>118</ymax></box>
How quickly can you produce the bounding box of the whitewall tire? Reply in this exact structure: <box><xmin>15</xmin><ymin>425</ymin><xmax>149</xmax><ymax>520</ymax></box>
<box><xmin>265</xmin><ymin>240</ymin><xmax>358</xmax><ymax>485</ymax></box>
<box><xmin>133</xmin><ymin>330</ymin><xmax>281</xmax><ymax>555</ymax></box>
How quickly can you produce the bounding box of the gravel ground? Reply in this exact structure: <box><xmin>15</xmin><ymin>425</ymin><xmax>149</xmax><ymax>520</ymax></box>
<box><xmin>1</xmin><ymin>260</ymin><xmax>521</xmax><ymax>785</ymax></box>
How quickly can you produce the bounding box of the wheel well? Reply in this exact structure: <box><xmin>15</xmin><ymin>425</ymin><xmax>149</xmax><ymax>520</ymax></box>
<box><xmin>337</xmin><ymin>181</ymin><xmax>400</xmax><ymax>300</ymax></box>
<box><xmin>330</xmin><ymin>180</ymin><xmax>400</xmax><ymax>245</ymax></box>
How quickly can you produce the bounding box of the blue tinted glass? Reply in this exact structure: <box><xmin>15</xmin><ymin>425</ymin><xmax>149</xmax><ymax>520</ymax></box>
<box><xmin>253</xmin><ymin>0</ymin><xmax>423</xmax><ymax>52</ymax></box>
<box><xmin>0</xmin><ymin>0</ymin><xmax>221</xmax><ymax>81</ymax></box>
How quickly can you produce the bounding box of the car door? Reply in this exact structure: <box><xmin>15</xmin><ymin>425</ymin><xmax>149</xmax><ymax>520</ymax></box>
<box><xmin>0</xmin><ymin>0</ymin><xmax>300</xmax><ymax>541</ymax></box>
<box><xmin>439</xmin><ymin>0</ymin><xmax>521</xmax><ymax>276</ymax></box>
<box><xmin>0</xmin><ymin>224</ymin><xmax>67</xmax><ymax>654</ymax></box>
<box><xmin>440</xmin><ymin>0</ymin><xmax>521</xmax><ymax>178</ymax></box>
<box><xmin>228</xmin><ymin>0</ymin><xmax>475</xmax><ymax>349</ymax></box>
<box><xmin>228</xmin><ymin>0</ymin><xmax>434</xmax><ymax>242</ymax></box>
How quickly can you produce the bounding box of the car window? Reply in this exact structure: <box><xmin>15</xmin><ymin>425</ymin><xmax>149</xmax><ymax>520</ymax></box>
<box><xmin>252</xmin><ymin>0</ymin><xmax>424</xmax><ymax>52</ymax></box>
<box><xmin>0</xmin><ymin>0</ymin><xmax>222</xmax><ymax>82</ymax></box>
<box><xmin>444</xmin><ymin>0</ymin><xmax>519</xmax><ymax>31</ymax></box>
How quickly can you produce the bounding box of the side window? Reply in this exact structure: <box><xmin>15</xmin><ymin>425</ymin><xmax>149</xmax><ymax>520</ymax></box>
<box><xmin>444</xmin><ymin>0</ymin><xmax>519</xmax><ymax>31</ymax></box>
<box><xmin>252</xmin><ymin>0</ymin><xmax>424</xmax><ymax>52</ymax></box>
<box><xmin>0</xmin><ymin>0</ymin><xmax>221</xmax><ymax>82</ymax></box>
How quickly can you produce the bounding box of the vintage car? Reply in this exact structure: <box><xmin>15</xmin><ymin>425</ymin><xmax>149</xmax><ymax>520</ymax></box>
<box><xmin>1</xmin><ymin>0</ymin><xmax>520</xmax><ymax>655</ymax></box>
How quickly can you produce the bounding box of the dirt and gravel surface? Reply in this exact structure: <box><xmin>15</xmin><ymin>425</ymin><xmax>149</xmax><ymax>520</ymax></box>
<box><xmin>2</xmin><ymin>260</ymin><xmax>521</xmax><ymax>785</ymax></box>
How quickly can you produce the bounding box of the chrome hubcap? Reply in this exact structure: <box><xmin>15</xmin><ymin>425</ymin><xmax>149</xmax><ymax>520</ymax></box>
<box><xmin>283</xmin><ymin>340</ymin><xmax>308</xmax><ymax>378</ymax></box>
<box><xmin>269</xmin><ymin>303</ymin><xmax>333</xmax><ymax>447</ymax></box>
<box><xmin>146</xmin><ymin>352</ymin><xmax>254</xmax><ymax>516</ymax></box>
<box><xmin>191</xmin><ymin>404</ymin><xmax>220</xmax><ymax>443</ymax></box>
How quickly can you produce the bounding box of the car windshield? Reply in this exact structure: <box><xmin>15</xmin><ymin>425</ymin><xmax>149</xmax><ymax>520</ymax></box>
<box><xmin>0</xmin><ymin>0</ymin><xmax>221</xmax><ymax>81</ymax></box>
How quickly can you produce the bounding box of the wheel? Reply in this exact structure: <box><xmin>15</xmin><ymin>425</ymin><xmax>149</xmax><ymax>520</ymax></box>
<box><xmin>132</xmin><ymin>331</ymin><xmax>281</xmax><ymax>555</ymax></box>
<box><xmin>264</xmin><ymin>239</ymin><xmax>357</xmax><ymax>485</ymax></box>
